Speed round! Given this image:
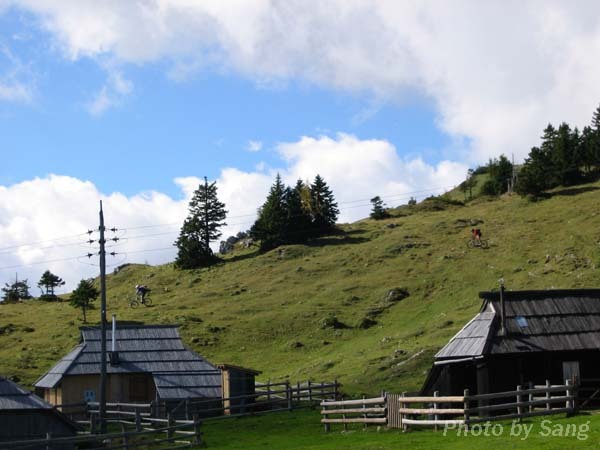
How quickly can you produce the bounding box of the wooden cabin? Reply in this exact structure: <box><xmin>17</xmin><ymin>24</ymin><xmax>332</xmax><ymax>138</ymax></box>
<box><xmin>34</xmin><ymin>325</ymin><xmax>223</xmax><ymax>416</ymax></box>
<box><xmin>0</xmin><ymin>376</ymin><xmax>78</xmax><ymax>448</ymax></box>
<box><xmin>423</xmin><ymin>289</ymin><xmax>600</xmax><ymax>402</ymax></box>
<box><xmin>217</xmin><ymin>364</ymin><xmax>261</xmax><ymax>414</ymax></box>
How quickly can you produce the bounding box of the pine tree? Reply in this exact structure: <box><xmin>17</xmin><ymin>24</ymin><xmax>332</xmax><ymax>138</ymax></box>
<box><xmin>552</xmin><ymin>123</ymin><xmax>582</xmax><ymax>186</ymax></box>
<box><xmin>250</xmin><ymin>174</ymin><xmax>288</xmax><ymax>251</ymax></box>
<box><xmin>175</xmin><ymin>176</ymin><xmax>227</xmax><ymax>269</ymax></box>
<box><xmin>70</xmin><ymin>279</ymin><xmax>99</xmax><ymax>323</ymax></box>
<box><xmin>309</xmin><ymin>175</ymin><xmax>339</xmax><ymax>235</ymax></box>
<box><xmin>2</xmin><ymin>277</ymin><xmax>31</xmax><ymax>302</ymax></box>
<box><xmin>515</xmin><ymin>146</ymin><xmax>550</xmax><ymax>197</ymax></box>
<box><xmin>369</xmin><ymin>196</ymin><xmax>388</xmax><ymax>220</ymax></box>
<box><xmin>590</xmin><ymin>104</ymin><xmax>600</xmax><ymax>171</ymax></box>
<box><xmin>37</xmin><ymin>270</ymin><xmax>65</xmax><ymax>300</ymax></box>
<box><xmin>284</xmin><ymin>180</ymin><xmax>313</xmax><ymax>243</ymax></box>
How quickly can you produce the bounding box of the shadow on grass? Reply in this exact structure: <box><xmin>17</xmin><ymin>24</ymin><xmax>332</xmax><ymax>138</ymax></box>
<box><xmin>306</xmin><ymin>235</ymin><xmax>369</xmax><ymax>247</ymax></box>
<box><xmin>550</xmin><ymin>186</ymin><xmax>600</xmax><ymax>197</ymax></box>
<box><xmin>223</xmin><ymin>250</ymin><xmax>261</xmax><ymax>263</ymax></box>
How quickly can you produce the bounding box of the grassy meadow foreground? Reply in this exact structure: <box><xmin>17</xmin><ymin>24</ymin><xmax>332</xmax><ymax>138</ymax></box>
<box><xmin>203</xmin><ymin>409</ymin><xmax>600</xmax><ymax>449</ymax></box>
<box><xmin>1</xmin><ymin>182</ymin><xmax>600</xmax><ymax>400</ymax></box>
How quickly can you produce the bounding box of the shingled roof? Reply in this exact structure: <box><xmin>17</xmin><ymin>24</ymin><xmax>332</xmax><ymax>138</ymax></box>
<box><xmin>435</xmin><ymin>289</ymin><xmax>600</xmax><ymax>360</ymax></box>
<box><xmin>0</xmin><ymin>376</ymin><xmax>53</xmax><ymax>411</ymax></box>
<box><xmin>35</xmin><ymin>325</ymin><xmax>222</xmax><ymax>399</ymax></box>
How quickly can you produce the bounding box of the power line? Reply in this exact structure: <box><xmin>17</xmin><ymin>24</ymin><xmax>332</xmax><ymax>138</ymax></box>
<box><xmin>0</xmin><ymin>183</ymin><xmax>456</xmax><ymax>269</ymax></box>
<box><xmin>0</xmin><ymin>254</ymin><xmax>83</xmax><ymax>271</ymax></box>
<box><xmin>0</xmin><ymin>231</ymin><xmax>88</xmax><ymax>253</ymax></box>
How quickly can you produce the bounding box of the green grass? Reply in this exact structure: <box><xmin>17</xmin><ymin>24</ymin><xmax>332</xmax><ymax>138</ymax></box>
<box><xmin>2</xmin><ymin>181</ymin><xmax>600</xmax><ymax>397</ymax></box>
<box><xmin>202</xmin><ymin>409</ymin><xmax>600</xmax><ymax>449</ymax></box>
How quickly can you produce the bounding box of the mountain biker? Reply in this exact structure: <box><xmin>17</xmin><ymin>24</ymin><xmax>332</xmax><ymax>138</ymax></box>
<box><xmin>135</xmin><ymin>284</ymin><xmax>150</xmax><ymax>302</ymax></box>
<box><xmin>471</xmin><ymin>228</ymin><xmax>482</xmax><ymax>243</ymax></box>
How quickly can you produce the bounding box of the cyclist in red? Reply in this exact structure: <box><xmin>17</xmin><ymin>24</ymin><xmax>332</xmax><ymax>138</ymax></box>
<box><xmin>471</xmin><ymin>228</ymin><xmax>482</xmax><ymax>243</ymax></box>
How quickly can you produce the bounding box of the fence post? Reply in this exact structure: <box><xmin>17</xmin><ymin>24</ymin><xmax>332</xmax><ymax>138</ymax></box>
<box><xmin>516</xmin><ymin>385</ymin><xmax>523</xmax><ymax>421</ymax></box>
<box><xmin>193</xmin><ymin>414</ymin><xmax>202</xmax><ymax>446</ymax></box>
<box><xmin>167</xmin><ymin>412</ymin><xmax>175</xmax><ymax>442</ymax></box>
<box><xmin>45</xmin><ymin>432</ymin><xmax>51</xmax><ymax>450</ymax></box>
<box><xmin>267</xmin><ymin>379</ymin><xmax>272</xmax><ymax>404</ymax></box>
<box><xmin>573</xmin><ymin>379</ymin><xmax>580</xmax><ymax>414</ymax></box>
<box><xmin>362</xmin><ymin>395</ymin><xmax>367</xmax><ymax>430</ymax></box>
<box><xmin>308</xmin><ymin>381</ymin><xmax>312</xmax><ymax>402</ymax></box>
<box><xmin>565</xmin><ymin>379</ymin><xmax>572</xmax><ymax>413</ymax></box>
<box><xmin>334</xmin><ymin>379</ymin><xmax>339</xmax><ymax>401</ymax></box>
<box><xmin>297</xmin><ymin>381</ymin><xmax>301</xmax><ymax>402</ymax></box>
<box><xmin>546</xmin><ymin>380</ymin><xmax>551</xmax><ymax>411</ymax></box>
<box><xmin>528</xmin><ymin>381</ymin><xmax>534</xmax><ymax>413</ymax></box>
<box><xmin>286</xmin><ymin>381</ymin><xmax>292</xmax><ymax>411</ymax></box>
<box><xmin>185</xmin><ymin>398</ymin><xmax>190</xmax><ymax>420</ymax></box>
<box><xmin>401</xmin><ymin>392</ymin><xmax>407</xmax><ymax>432</ymax></box>
<box><xmin>463</xmin><ymin>389</ymin><xmax>470</xmax><ymax>432</ymax></box>
<box><xmin>323</xmin><ymin>401</ymin><xmax>330</xmax><ymax>432</ymax></box>
<box><xmin>121</xmin><ymin>422</ymin><xmax>130</xmax><ymax>450</ymax></box>
<box><xmin>90</xmin><ymin>413</ymin><xmax>97</xmax><ymax>434</ymax></box>
<box><xmin>434</xmin><ymin>391</ymin><xmax>439</xmax><ymax>432</ymax></box>
<box><xmin>342</xmin><ymin>395</ymin><xmax>347</xmax><ymax>432</ymax></box>
<box><xmin>135</xmin><ymin>408</ymin><xmax>142</xmax><ymax>432</ymax></box>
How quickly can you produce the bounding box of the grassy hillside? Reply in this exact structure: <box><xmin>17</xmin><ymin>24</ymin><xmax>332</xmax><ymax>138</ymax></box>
<box><xmin>1</xmin><ymin>182</ymin><xmax>600</xmax><ymax>396</ymax></box>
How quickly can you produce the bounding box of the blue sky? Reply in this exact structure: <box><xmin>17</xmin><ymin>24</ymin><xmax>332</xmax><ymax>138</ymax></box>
<box><xmin>0</xmin><ymin>6</ymin><xmax>451</xmax><ymax>198</ymax></box>
<box><xmin>1</xmin><ymin>1</ymin><xmax>599</xmax><ymax>290</ymax></box>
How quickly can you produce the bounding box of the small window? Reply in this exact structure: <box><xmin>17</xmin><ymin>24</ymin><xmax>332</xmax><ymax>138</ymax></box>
<box><xmin>516</xmin><ymin>316</ymin><xmax>528</xmax><ymax>328</ymax></box>
<box><xmin>84</xmin><ymin>390</ymin><xmax>96</xmax><ymax>402</ymax></box>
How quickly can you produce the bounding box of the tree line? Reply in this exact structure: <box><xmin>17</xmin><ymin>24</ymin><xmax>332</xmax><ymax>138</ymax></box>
<box><xmin>516</xmin><ymin>105</ymin><xmax>600</xmax><ymax>196</ymax></box>
<box><xmin>173</xmin><ymin>173</ymin><xmax>339</xmax><ymax>269</ymax></box>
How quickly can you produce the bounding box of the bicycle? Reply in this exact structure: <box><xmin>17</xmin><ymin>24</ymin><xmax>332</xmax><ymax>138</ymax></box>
<box><xmin>467</xmin><ymin>238</ymin><xmax>489</xmax><ymax>249</ymax></box>
<box><xmin>129</xmin><ymin>295</ymin><xmax>152</xmax><ymax>307</ymax></box>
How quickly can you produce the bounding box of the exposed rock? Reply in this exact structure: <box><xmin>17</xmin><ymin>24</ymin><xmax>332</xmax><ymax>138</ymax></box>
<box><xmin>545</xmin><ymin>254</ymin><xmax>551</xmax><ymax>264</ymax></box>
<box><xmin>219</xmin><ymin>231</ymin><xmax>251</xmax><ymax>254</ymax></box>
<box><xmin>319</xmin><ymin>315</ymin><xmax>348</xmax><ymax>329</ymax></box>
<box><xmin>385</xmin><ymin>223</ymin><xmax>399</xmax><ymax>229</ymax></box>
<box><xmin>357</xmin><ymin>317</ymin><xmax>378</xmax><ymax>329</ymax></box>
<box><xmin>527</xmin><ymin>258</ymin><xmax>538</xmax><ymax>264</ymax></box>
<box><xmin>385</xmin><ymin>288</ymin><xmax>410</xmax><ymax>303</ymax></box>
<box><xmin>290</xmin><ymin>341</ymin><xmax>304</xmax><ymax>349</ymax></box>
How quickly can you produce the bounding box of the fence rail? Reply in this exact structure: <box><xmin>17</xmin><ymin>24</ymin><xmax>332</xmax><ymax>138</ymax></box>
<box><xmin>322</xmin><ymin>380</ymin><xmax>578</xmax><ymax>432</ymax></box>
<box><xmin>0</xmin><ymin>419</ymin><xmax>202</xmax><ymax>450</ymax></box>
<box><xmin>321</xmin><ymin>396</ymin><xmax>386</xmax><ymax>431</ymax></box>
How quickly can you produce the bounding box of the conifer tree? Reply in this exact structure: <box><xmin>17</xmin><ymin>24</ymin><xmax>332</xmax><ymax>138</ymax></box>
<box><xmin>2</xmin><ymin>277</ymin><xmax>31</xmax><ymax>302</ymax></box>
<box><xmin>309</xmin><ymin>175</ymin><xmax>339</xmax><ymax>235</ymax></box>
<box><xmin>369</xmin><ymin>196</ymin><xmax>388</xmax><ymax>220</ymax></box>
<box><xmin>37</xmin><ymin>270</ymin><xmax>65</xmax><ymax>300</ymax></box>
<box><xmin>250</xmin><ymin>174</ymin><xmax>288</xmax><ymax>251</ymax></box>
<box><xmin>590</xmin><ymin>104</ymin><xmax>600</xmax><ymax>170</ymax></box>
<box><xmin>175</xmin><ymin>177</ymin><xmax>227</xmax><ymax>269</ymax></box>
<box><xmin>284</xmin><ymin>180</ymin><xmax>313</xmax><ymax>243</ymax></box>
<box><xmin>70</xmin><ymin>279</ymin><xmax>98</xmax><ymax>323</ymax></box>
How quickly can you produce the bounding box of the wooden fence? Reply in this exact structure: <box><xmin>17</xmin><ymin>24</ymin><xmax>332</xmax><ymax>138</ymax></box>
<box><xmin>321</xmin><ymin>380</ymin><xmax>577</xmax><ymax>431</ymax></box>
<box><xmin>321</xmin><ymin>396</ymin><xmax>386</xmax><ymax>431</ymax></box>
<box><xmin>157</xmin><ymin>379</ymin><xmax>339</xmax><ymax>420</ymax></box>
<box><xmin>0</xmin><ymin>419</ymin><xmax>202</xmax><ymax>450</ymax></box>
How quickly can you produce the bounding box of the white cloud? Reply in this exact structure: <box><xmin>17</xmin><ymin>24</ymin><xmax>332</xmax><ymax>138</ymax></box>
<box><xmin>86</xmin><ymin>71</ymin><xmax>133</xmax><ymax>115</ymax></box>
<box><xmin>0</xmin><ymin>44</ymin><xmax>34</xmax><ymax>103</ymax></box>
<box><xmin>0</xmin><ymin>134</ymin><xmax>464</xmax><ymax>291</ymax></box>
<box><xmin>7</xmin><ymin>1</ymin><xmax>600</xmax><ymax>161</ymax></box>
<box><xmin>246</xmin><ymin>140</ymin><xmax>263</xmax><ymax>152</ymax></box>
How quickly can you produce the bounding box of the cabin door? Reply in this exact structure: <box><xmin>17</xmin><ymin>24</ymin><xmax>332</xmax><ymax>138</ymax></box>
<box><xmin>130</xmin><ymin>375</ymin><xmax>149</xmax><ymax>402</ymax></box>
<box><xmin>562</xmin><ymin>361</ymin><xmax>580</xmax><ymax>385</ymax></box>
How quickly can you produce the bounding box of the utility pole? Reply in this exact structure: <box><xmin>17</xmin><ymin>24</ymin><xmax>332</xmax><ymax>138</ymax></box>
<box><xmin>98</xmin><ymin>201</ymin><xmax>107</xmax><ymax>434</ymax></box>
